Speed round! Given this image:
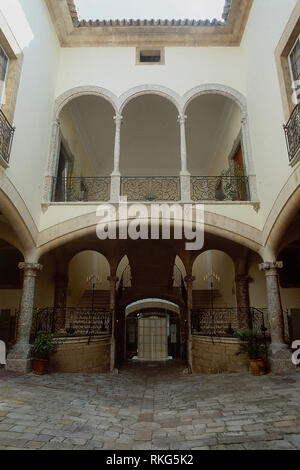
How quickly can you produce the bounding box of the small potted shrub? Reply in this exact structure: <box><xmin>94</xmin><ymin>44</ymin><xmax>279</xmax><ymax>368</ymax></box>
<box><xmin>32</xmin><ymin>332</ymin><xmax>63</xmax><ymax>375</ymax></box>
<box><xmin>235</xmin><ymin>329</ymin><xmax>267</xmax><ymax>376</ymax></box>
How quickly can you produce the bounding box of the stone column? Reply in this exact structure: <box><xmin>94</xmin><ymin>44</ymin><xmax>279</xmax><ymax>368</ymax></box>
<box><xmin>235</xmin><ymin>274</ymin><xmax>252</xmax><ymax>329</ymax></box>
<box><xmin>107</xmin><ymin>275</ymin><xmax>119</xmax><ymax>372</ymax></box>
<box><xmin>184</xmin><ymin>274</ymin><xmax>195</xmax><ymax>372</ymax></box>
<box><xmin>53</xmin><ymin>275</ymin><xmax>69</xmax><ymax>332</ymax></box>
<box><xmin>112</xmin><ymin>114</ymin><xmax>123</xmax><ymax>176</ymax></box>
<box><xmin>111</xmin><ymin>114</ymin><xmax>122</xmax><ymax>202</ymax></box>
<box><xmin>178</xmin><ymin>114</ymin><xmax>191</xmax><ymax>201</ymax></box>
<box><xmin>7</xmin><ymin>262</ymin><xmax>43</xmax><ymax>372</ymax></box>
<box><xmin>259</xmin><ymin>261</ymin><xmax>294</xmax><ymax>372</ymax></box>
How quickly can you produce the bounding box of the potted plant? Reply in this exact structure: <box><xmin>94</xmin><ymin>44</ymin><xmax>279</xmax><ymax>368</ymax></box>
<box><xmin>220</xmin><ymin>162</ymin><xmax>246</xmax><ymax>201</ymax></box>
<box><xmin>235</xmin><ymin>329</ymin><xmax>267</xmax><ymax>375</ymax></box>
<box><xmin>32</xmin><ymin>332</ymin><xmax>63</xmax><ymax>375</ymax></box>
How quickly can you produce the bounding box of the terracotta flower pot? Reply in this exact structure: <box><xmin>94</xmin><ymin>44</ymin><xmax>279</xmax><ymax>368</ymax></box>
<box><xmin>249</xmin><ymin>358</ymin><xmax>266</xmax><ymax>376</ymax></box>
<box><xmin>33</xmin><ymin>358</ymin><xmax>49</xmax><ymax>375</ymax></box>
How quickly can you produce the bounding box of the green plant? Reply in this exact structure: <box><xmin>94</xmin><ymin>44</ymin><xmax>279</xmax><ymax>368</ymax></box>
<box><xmin>220</xmin><ymin>162</ymin><xmax>245</xmax><ymax>200</ymax></box>
<box><xmin>235</xmin><ymin>329</ymin><xmax>266</xmax><ymax>360</ymax></box>
<box><xmin>32</xmin><ymin>332</ymin><xmax>63</xmax><ymax>360</ymax></box>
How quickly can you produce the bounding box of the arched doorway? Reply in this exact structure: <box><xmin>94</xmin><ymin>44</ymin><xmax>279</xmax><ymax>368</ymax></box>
<box><xmin>125</xmin><ymin>298</ymin><xmax>181</xmax><ymax>363</ymax></box>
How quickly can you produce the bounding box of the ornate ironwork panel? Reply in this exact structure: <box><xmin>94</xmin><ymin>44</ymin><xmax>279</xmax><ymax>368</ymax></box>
<box><xmin>121</xmin><ymin>176</ymin><xmax>181</xmax><ymax>201</ymax></box>
<box><xmin>0</xmin><ymin>109</ymin><xmax>15</xmax><ymax>165</ymax></box>
<box><xmin>191</xmin><ymin>176</ymin><xmax>249</xmax><ymax>201</ymax></box>
<box><xmin>51</xmin><ymin>177</ymin><xmax>111</xmax><ymax>202</ymax></box>
<box><xmin>191</xmin><ymin>307</ymin><xmax>274</xmax><ymax>338</ymax></box>
<box><xmin>31</xmin><ymin>307</ymin><xmax>112</xmax><ymax>338</ymax></box>
<box><xmin>284</xmin><ymin>104</ymin><xmax>300</xmax><ymax>162</ymax></box>
<box><xmin>191</xmin><ymin>307</ymin><xmax>240</xmax><ymax>337</ymax></box>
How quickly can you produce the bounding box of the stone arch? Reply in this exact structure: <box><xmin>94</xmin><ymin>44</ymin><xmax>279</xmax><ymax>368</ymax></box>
<box><xmin>261</xmin><ymin>166</ymin><xmax>300</xmax><ymax>259</ymax></box>
<box><xmin>118</xmin><ymin>85</ymin><xmax>182</xmax><ymax>114</ymax></box>
<box><xmin>67</xmin><ymin>250</ymin><xmax>111</xmax><ymax>305</ymax></box>
<box><xmin>0</xmin><ymin>175</ymin><xmax>37</xmax><ymax>256</ymax></box>
<box><xmin>183</xmin><ymin>84</ymin><xmax>256</xmax><ymax>200</ymax></box>
<box><xmin>183</xmin><ymin>84</ymin><xmax>247</xmax><ymax>116</ymax></box>
<box><xmin>192</xmin><ymin>249</ymin><xmax>237</xmax><ymax>307</ymax></box>
<box><xmin>37</xmin><ymin>210</ymin><xmax>263</xmax><ymax>258</ymax></box>
<box><xmin>126</xmin><ymin>298</ymin><xmax>180</xmax><ymax>316</ymax></box>
<box><xmin>44</xmin><ymin>86</ymin><xmax>119</xmax><ymax>202</ymax></box>
<box><xmin>54</xmin><ymin>86</ymin><xmax>118</xmax><ymax>119</ymax></box>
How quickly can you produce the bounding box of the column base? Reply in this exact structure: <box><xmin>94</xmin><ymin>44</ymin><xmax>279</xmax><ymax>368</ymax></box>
<box><xmin>6</xmin><ymin>342</ymin><xmax>32</xmax><ymax>373</ymax></box>
<box><xmin>6</xmin><ymin>358</ymin><xmax>32</xmax><ymax>373</ymax></box>
<box><xmin>268</xmin><ymin>344</ymin><xmax>296</xmax><ymax>373</ymax></box>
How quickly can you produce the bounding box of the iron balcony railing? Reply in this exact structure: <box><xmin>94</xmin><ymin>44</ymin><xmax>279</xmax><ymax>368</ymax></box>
<box><xmin>191</xmin><ymin>176</ymin><xmax>249</xmax><ymax>201</ymax></box>
<box><xmin>284</xmin><ymin>104</ymin><xmax>300</xmax><ymax>163</ymax></box>
<box><xmin>29</xmin><ymin>307</ymin><xmax>112</xmax><ymax>339</ymax></box>
<box><xmin>51</xmin><ymin>177</ymin><xmax>111</xmax><ymax>202</ymax></box>
<box><xmin>121</xmin><ymin>176</ymin><xmax>181</xmax><ymax>201</ymax></box>
<box><xmin>0</xmin><ymin>109</ymin><xmax>15</xmax><ymax>165</ymax></box>
<box><xmin>191</xmin><ymin>307</ymin><xmax>270</xmax><ymax>339</ymax></box>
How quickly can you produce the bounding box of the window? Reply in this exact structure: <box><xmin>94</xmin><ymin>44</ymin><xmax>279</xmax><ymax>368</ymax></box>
<box><xmin>0</xmin><ymin>45</ymin><xmax>9</xmax><ymax>107</ymax></box>
<box><xmin>136</xmin><ymin>47</ymin><xmax>165</xmax><ymax>65</ymax></box>
<box><xmin>289</xmin><ymin>36</ymin><xmax>300</xmax><ymax>83</ymax></box>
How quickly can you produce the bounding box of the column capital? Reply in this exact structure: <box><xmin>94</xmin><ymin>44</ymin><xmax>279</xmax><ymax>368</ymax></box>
<box><xmin>184</xmin><ymin>275</ymin><xmax>195</xmax><ymax>286</ymax></box>
<box><xmin>18</xmin><ymin>262</ymin><xmax>43</xmax><ymax>276</ymax></box>
<box><xmin>177</xmin><ymin>114</ymin><xmax>187</xmax><ymax>124</ymax></box>
<box><xmin>259</xmin><ymin>261</ymin><xmax>283</xmax><ymax>273</ymax></box>
<box><xmin>113</xmin><ymin>114</ymin><xmax>123</xmax><ymax>125</ymax></box>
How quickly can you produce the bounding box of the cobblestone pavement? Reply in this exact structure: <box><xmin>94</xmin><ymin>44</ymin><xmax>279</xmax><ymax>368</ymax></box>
<box><xmin>0</xmin><ymin>361</ymin><xmax>300</xmax><ymax>450</ymax></box>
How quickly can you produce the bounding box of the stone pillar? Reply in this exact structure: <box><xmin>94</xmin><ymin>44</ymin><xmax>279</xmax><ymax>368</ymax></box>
<box><xmin>178</xmin><ymin>114</ymin><xmax>191</xmax><ymax>202</ymax></box>
<box><xmin>53</xmin><ymin>275</ymin><xmax>69</xmax><ymax>332</ymax></box>
<box><xmin>235</xmin><ymin>274</ymin><xmax>252</xmax><ymax>329</ymax></box>
<box><xmin>7</xmin><ymin>262</ymin><xmax>43</xmax><ymax>373</ymax></box>
<box><xmin>178</xmin><ymin>114</ymin><xmax>188</xmax><ymax>175</ymax></box>
<box><xmin>184</xmin><ymin>274</ymin><xmax>195</xmax><ymax>372</ymax></box>
<box><xmin>107</xmin><ymin>275</ymin><xmax>119</xmax><ymax>372</ymax></box>
<box><xmin>259</xmin><ymin>261</ymin><xmax>294</xmax><ymax>372</ymax></box>
<box><xmin>112</xmin><ymin>114</ymin><xmax>123</xmax><ymax>176</ymax></box>
<box><xmin>110</xmin><ymin>114</ymin><xmax>122</xmax><ymax>202</ymax></box>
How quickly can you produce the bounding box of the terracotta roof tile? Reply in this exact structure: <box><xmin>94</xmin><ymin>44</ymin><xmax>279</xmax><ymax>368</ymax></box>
<box><xmin>68</xmin><ymin>0</ymin><xmax>233</xmax><ymax>28</ymax></box>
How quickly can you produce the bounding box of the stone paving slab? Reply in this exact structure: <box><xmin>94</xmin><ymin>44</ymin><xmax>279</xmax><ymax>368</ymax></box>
<box><xmin>0</xmin><ymin>361</ymin><xmax>300</xmax><ymax>450</ymax></box>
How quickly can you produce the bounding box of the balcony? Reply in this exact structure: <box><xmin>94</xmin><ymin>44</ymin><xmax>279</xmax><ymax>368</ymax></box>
<box><xmin>49</xmin><ymin>175</ymin><xmax>250</xmax><ymax>203</ymax></box>
<box><xmin>284</xmin><ymin>103</ymin><xmax>300</xmax><ymax>164</ymax></box>
<box><xmin>29</xmin><ymin>307</ymin><xmax>112</xmax><ymax>339</ymax></box>
<box><xmin>121</xmin><ymin>176</ymin><xmax>181</xmax><ymax>201</ymax></box>
<box><xmin>51</xmin><ymin>176</ymin><xmax>111</xmax><ymax>202</ymax></box>
<box><xmin>0</xmin><ymin>109</ymin><xmax>15</xmax><ymax>166</ymax></box>
<box><xmin>191</xmin><ymin>176</ymin><xmax>249</xmax><ymax>201</ymax></box>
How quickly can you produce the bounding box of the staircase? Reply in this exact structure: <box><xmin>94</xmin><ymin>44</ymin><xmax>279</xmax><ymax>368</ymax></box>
<box><xmin>193</xmin><ymin>289</ymin><xmax>228</xmax><ymax>308</ymax></box>
<box><xmin>77</xmin><ymin>290</ymin><xmax>110</xmax><ymax>309</ymax></box>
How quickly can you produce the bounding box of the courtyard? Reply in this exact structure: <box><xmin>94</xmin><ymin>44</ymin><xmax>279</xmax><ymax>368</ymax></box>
<box><xmin>0</xmin><ymin>362</ymin><xmax>300</xmax><ymax>450</ymax></box>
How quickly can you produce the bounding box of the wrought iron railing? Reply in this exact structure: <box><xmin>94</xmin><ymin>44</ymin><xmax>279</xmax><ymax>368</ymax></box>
<box><xmin>121</xmin><ymin>176</ymin><xmax>181</xmax><ymax>201</ymax></box>
<box><xmin>0</xmin><ymin>109</ymin><xmax>15</xmax><ymax>165</ymax></box>
<box><xmin>30</xmin><ymin>307</ymin><xmax>112</xmax><ymax>339</ymax></box>
<box><xmin>284</xmin><ymin>104</ymin><xmax>300</xmax><ymax>163</ymax></box>
<box><xmin>191</xmin><ymin>307</ymin><xmax>269</xmax><ymax>339</ymax></box>
<box><xmin>191</xmin><ymin>176</ymin><xmax>249</xmax><ymax>201</ymax></box>
<box><xmin>51</xmin><ymin>177</ymin><xmax>111</xmax><ymax>202</ymax></box>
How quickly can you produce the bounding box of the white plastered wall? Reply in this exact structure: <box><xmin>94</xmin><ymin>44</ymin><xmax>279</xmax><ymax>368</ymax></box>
<box><xmin>192</xmin><ymin>250</ymin><xmax>236</xmax><ymax>307</ymax></box>
<box><xmin>0</xmin><ymin>0</ymin><xmax>60</xmax><ymax>226</ymax></box>
<box><xmin>67</xmin><ymin>251</ymin><xmax>110</xmax><ymax>306</ymax></box>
